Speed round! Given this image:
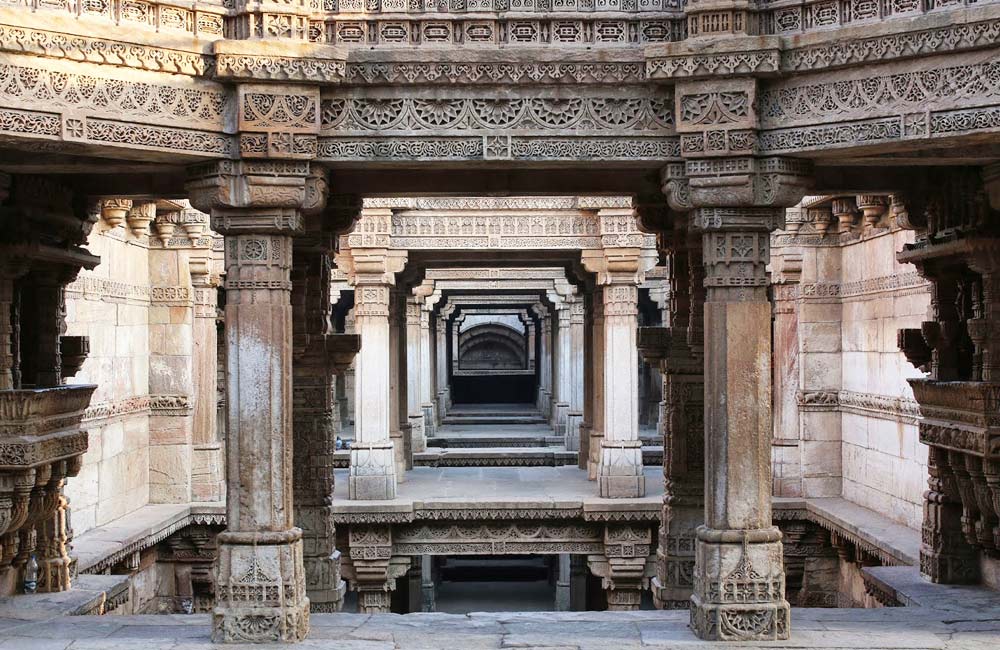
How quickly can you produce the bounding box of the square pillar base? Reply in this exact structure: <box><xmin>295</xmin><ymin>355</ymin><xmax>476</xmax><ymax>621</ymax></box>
<box><xmin>598</xmin><ymin>440</ymin><xmax>645</xmax><ymax>498</ymax></box>
<box><xmin>422</xmin><ymin>403</ymin><xmax>437</xmax><ymax>438</ymax></box>
<box><xmin>553</xmin><ymin>402</ymin><xmax>569</xmax><ymax>435</ymax></box>
<box><xmin>565</xmin><ymin>413</ymin><xmax>582</xmax><ymax>451</ymax></box>
<box><xmin>212</xmin><ymin>530</ymin><xmax>310</xmax><ymax>643</ymax></box>
<box><xmin>349</xmin><ymin>442</ymin><xmax>397</xmax><ymax>500</ymax></box>
<box><xmin>408</xmin><ymin>414</ymin><xmax>426</xmax><ymax>453</ymax></box>
<box><xmin>690</xmin><ymin>527</ymin><xmax>790</xmax><ymax>641</ymax></box>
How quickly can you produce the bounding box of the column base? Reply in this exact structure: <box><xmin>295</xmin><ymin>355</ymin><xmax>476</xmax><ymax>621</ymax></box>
<box><xmin>349</xmin><ymin>442</ymin><xmax>397</xmax><ymax>500</ymax></box>
<box><xmin>421</xmin><ymin>403</ymin><xmax>436</xmax><ymax>438</ymax></box>
<box><xmin>552</xmin><ymin>402</ymin><xmax>569</xmax><ymax>435</ymax></box>
<box><xmin>212</xmin><ymin>529</ymin><xmax>310</xmax><ymax>644</ymax></box>
<box><xmin>690</xmin><ymin>526</ymin><xmax>790</xmax><ymax>642</ymax></box>
<box><xmin>565</xmin><ymin>412</ymin><xmax>582</xmax><ymax>452</ymax></box>
<box><xmin>598</xmin><ymin>440</ymin><xmax>645</xmax><ymax>498</ymax></box>
<box><xmin>304</xmin><ymin>547</ymin><xmax>346</xmax><ymax>613</ymax></box>
<box><xmin>408</xmin><ymin>415</ymin><xmax>426</xmax><ymax>454</ymax></box>
<box><xmin>437</xmin><ymin>391</ymin><xmax>448</xmax><ymax>421</ymax></box>
<box><xmin>587</xmin><ymin>429</ymin><xmax>604</xmax><ymax>481</ymax></box>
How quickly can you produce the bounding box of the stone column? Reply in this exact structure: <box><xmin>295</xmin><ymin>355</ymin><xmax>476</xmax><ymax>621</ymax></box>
<box><xmin>291</xmin><ymin>243</ymin><xmax>353</xmax><ymax>615</ymax></box>
<box><xmin>389</xmin><ymin>288</ymin><xmax>409</xmax><ymax>477</ymax></box>
<box><xmin>687</xmin><ymin>206</ymin><xmax>790</xmax><ymax>640</ymax></box>
<box><xmin>405</xmin><ymin>297</ymin><xmax>427</xmax><ymax>454</ymax></box>
<box><xmin>641</xmin><ymin>229</ymin><xmax>706</xmax><ymax>612</ymax></box>
<box><xmin>419</xmin><ymin>302</ymin><xmax>437</xmax><ymax>437</ymax></box>
<box><xmin>186</xmin><ymin>160</ymin><xmax>326</xmax><ymax>643</ymax></box>
<box><xmin>535</xmin><ymin>308</ymin><xmax>553</xmax><ymax>418</ymax></box>
<box><xmin>147</xmin><ymin>201</ymin><xmax>196</xmax><ymax>505</ymax></box>
<box><xmin>0</xmin><ymin>262</ymin><xmax>27</xmax><ymax>391</ymax></box>
<box><xmin>588</xmin><ymin>296</ymin><xmax>606</xmax><ymax>480</ymax></box>
<box><xmin>565</xmin><ymin>298</ymin><xmax>586</xmax><ymax>451</ymax></box>
<box><xmin>190</xmin><ymin>240</ymin><xmax>225</xmax><ymax>503</ymax></box>
<box><xmin>451</xmin><ymin>313</ymin><xmax>463</xmax><ymax>378</ymax></box>
<box><xmin>436</xmin><ymin>306</ymin><xmax>453</xmax><ymax>417</ymax></box>
<box><xmin>579</xmin><ymin>291</ymin><xmax>594</xmax><ymax>470</ymax></box>
<box><xmin>597</xmin><ymin>282</ymin><xmax>644</xmax><ymax>497</ymax></box>
<box><xmin>337</xmin><ymin>242</ymin><xmax>408</xmax><ymax>500</ymax></box>
<box><xmin>551</xmin><ymin>300</ymin><xmax>570</xmax><ymax>436</ymax></box>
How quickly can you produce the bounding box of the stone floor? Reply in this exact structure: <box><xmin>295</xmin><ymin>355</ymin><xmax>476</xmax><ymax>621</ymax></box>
<box><xmin>0</xmin><ymin>605</ymin><xmax>997</xmax><ymax>649</ymax></box>
<box><xmin>331</xmin><ymin>465</ymin><xmax>664</xmax><ymax>503</ymax></box>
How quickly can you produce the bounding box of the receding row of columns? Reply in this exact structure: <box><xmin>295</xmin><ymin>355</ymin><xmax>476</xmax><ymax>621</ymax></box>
<box><xmin>188</xmin><ymin>161</ymin><xmax>801</xmax><ymax>643</ymax></box>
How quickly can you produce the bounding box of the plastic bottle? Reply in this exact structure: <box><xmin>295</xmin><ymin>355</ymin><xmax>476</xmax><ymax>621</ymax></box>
<box><xmin>23</xmin><ymin>554</ymin><xmax>38</xmax><ymax>594</ymax></box>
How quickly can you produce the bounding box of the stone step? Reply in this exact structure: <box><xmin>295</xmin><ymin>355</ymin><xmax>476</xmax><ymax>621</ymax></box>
<box><xmin>427</xmin><ymin>435</ymin><xmax>564</xmax><ymax>448</ymax></box>
<box><xmin>331</xmin><ymin>446</ymin><xmax>663</xmax><ymax>468</ymax></box>
<box><xmin>441</xmin><ymin>415</ymin><xmax>548</xmax><ymax>425</ymax></box>
<box><xmin>407</xmin><ymin>446</ymin><xmax>664</xmax><ymax>468</ymax></box>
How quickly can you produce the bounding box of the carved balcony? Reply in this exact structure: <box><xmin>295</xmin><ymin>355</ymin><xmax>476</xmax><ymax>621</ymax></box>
<box><xmin>909</xmin><ymin>379</ymin><xmax>1000</xmax><ymax>559</ymax></box>
<box><xmin>909</xmin><ymin>380</ymin><xmax>1000</xmax><ymax>462</ymax></box>
<box><xmin>0</xmin><ymin>384</ymin><xmax>96</xmax><ymax>594</ymax></box>
<box><xmin>0</xmin><ymin>384</ymin><xmax>96</xmax><ymax>456</ymax></box>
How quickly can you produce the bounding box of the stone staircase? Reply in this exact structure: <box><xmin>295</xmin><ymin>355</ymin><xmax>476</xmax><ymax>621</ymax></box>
<box><xmin>335</xmin><ymin>403</ymin><xmax>663</xmax><ymax>468</ymax></box>
<box><xmin>414</xmin><ymin>403</ymin><xmax>663</xmax><ymax>468</ymax></box>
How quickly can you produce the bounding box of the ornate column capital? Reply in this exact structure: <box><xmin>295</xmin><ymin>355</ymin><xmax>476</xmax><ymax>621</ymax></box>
<box><xmin>185</xmin><ymin>160</ymin><xmax>328</xmax><ymax>235</ymax></box>
<box><xmin>662</xmin><ymin>157</ymin><xmax>812</xmax><ymax>212</ymax></box>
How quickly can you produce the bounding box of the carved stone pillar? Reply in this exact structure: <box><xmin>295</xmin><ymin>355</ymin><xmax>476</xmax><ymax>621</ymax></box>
<box><xmin>597</xmin><ymin>283</ymin><xmax>644</xmax><ymax>497</ymax></box>
<box><xmin>588</xmin><ymin>296</ymin><xmax>606</xmax><ymax>480</ymax></box>
<box><xmin>579</xmin><ymin>293</ymin><xmax>594</xmax><ymax>470</ymax></box>
<box><xmin>551</xmin><ymin>303</ymin><xmax>571</xmax><ymax>437</ymax></box>
<box><xmin>335</xmin><ymin>239</ymin><xmax>408</xmax><ymax>500</ymax></box>
<box><xmin>641</xmin><ymin>230</ymin><xmax>705</xmax><ymax>611</ymax></box>
<box><xmin>191</xmin><ymin>259</ymin><xmax>225</xmax><ymax>503</ymax></box>
<box><xmin>291</xmin><ymin>242</ymin><xmax>357</xmax><ymax>615</ymax></box>
<box><xmin>0</xmin><ymin>262</ymin><xmax>27</xmax><ymax>391</ymax></box>
<box><xmin>537</xmin><ymin>310</ymin><xmax>553</xmax><ymax>418</ymax></box>
<box><xmin>565</xmin><ymin>298</ymin><xmax>586</xmax><ymax>452</ymax></box>
<box><xmin>895</xmin><ymin>170</ymin><xmax>1000</xmax><ymax>584</ymax></box>
<box><xmin>389</xmin><ymin>288</ymin><xmax>409</xmax><ymax>478</ymax></box>
<box><xmin>187</xmin><ymin>160</ymin><xmax>328</xmax><ymax>643</ymax></box>
<box><xmin>436</xmin><ymin>306</ymin><xmax>453</xmax><ymax>417</ymax></box>
<box><xmin>405</xmin><ymin>297</ymin><xmax>426</xmax><ymax>455</ymax></box>
<box><xmin>419</xmin><ymin>303</ymin><xmax>437</xmax><ymax>437</ymax></box>
<box><xmin>148</xmin><ymin>202</ymin><xmax>196</xmax><ymax>505</ymax></box>
<box><xmin>343</xmin><ymin>525</ymin><xmax>409</xmax><ymax>613</ymax></box>
<box><xmin>690</xmin><ymin>206</ymin><xmax>789</xmax><ymax>641</ymax></box>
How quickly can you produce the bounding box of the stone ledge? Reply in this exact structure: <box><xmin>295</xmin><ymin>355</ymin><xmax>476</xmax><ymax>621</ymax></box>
<box><xmin>73</xmin><ymin>502</ymin><xmax>224</xmax><ymax>576</ymax></box>
<box><xmin>775</xmin><ymin>496</ymin><xmax>920</xmax><ymax>567</ymax></box>
<box><xmin>0</xmin><ymin>573</ymin><xmax>130</xmax><ymax>620</ymax></box>
<box><xmin>863</xmin><ymin>564</ymin><xmax>1000</xmax><ymax>611</ymax></box>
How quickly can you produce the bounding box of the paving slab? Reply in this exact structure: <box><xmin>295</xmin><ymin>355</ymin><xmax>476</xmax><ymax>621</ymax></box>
<box><xmin>0</xmin><ymin>608</ymin><xmax>990</xmax><ymax>649</ymax></box>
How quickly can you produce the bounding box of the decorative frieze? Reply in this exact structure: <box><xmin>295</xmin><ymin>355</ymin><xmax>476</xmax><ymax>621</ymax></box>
<box><xmin>82</xmin><ymin>395</ymin><xmax>152</xmax><ymax>423</ymax></box>
<box><xmin>796</xmin><ymin>390</ymin><xmax>921</xmax><ymax>424</ymax></box>
<box><xmin>65</xmin><ymin>276</ymin><xmax>150</xmax><ymax>303</ymax></box>
<box><xmin>344</xmin><ymin>61</ymin><xmax>647</xmax><ymax>85</ymax></box>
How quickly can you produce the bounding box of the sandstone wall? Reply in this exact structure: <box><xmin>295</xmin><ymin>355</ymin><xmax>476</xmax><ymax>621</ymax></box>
<box><xmin>65</xmin><ymin>224</ymin><xmax>152</xmax><ymax>535</ymax></box>
<box><xmin>772</xmin><ymin>200</ymin><xmax>930</xmax><ymax>529</ymax></box>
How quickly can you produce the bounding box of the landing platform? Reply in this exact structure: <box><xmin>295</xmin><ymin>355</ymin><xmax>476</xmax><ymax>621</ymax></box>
<box><xmin>0</xmin><ymin>607</ymin><xmax>996</xmax><ymax>649</ymax></box>
<box><xmin>331</xmin><ymin>466</ymin><xmax>663</xmax><ymax>523</ymax></box>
